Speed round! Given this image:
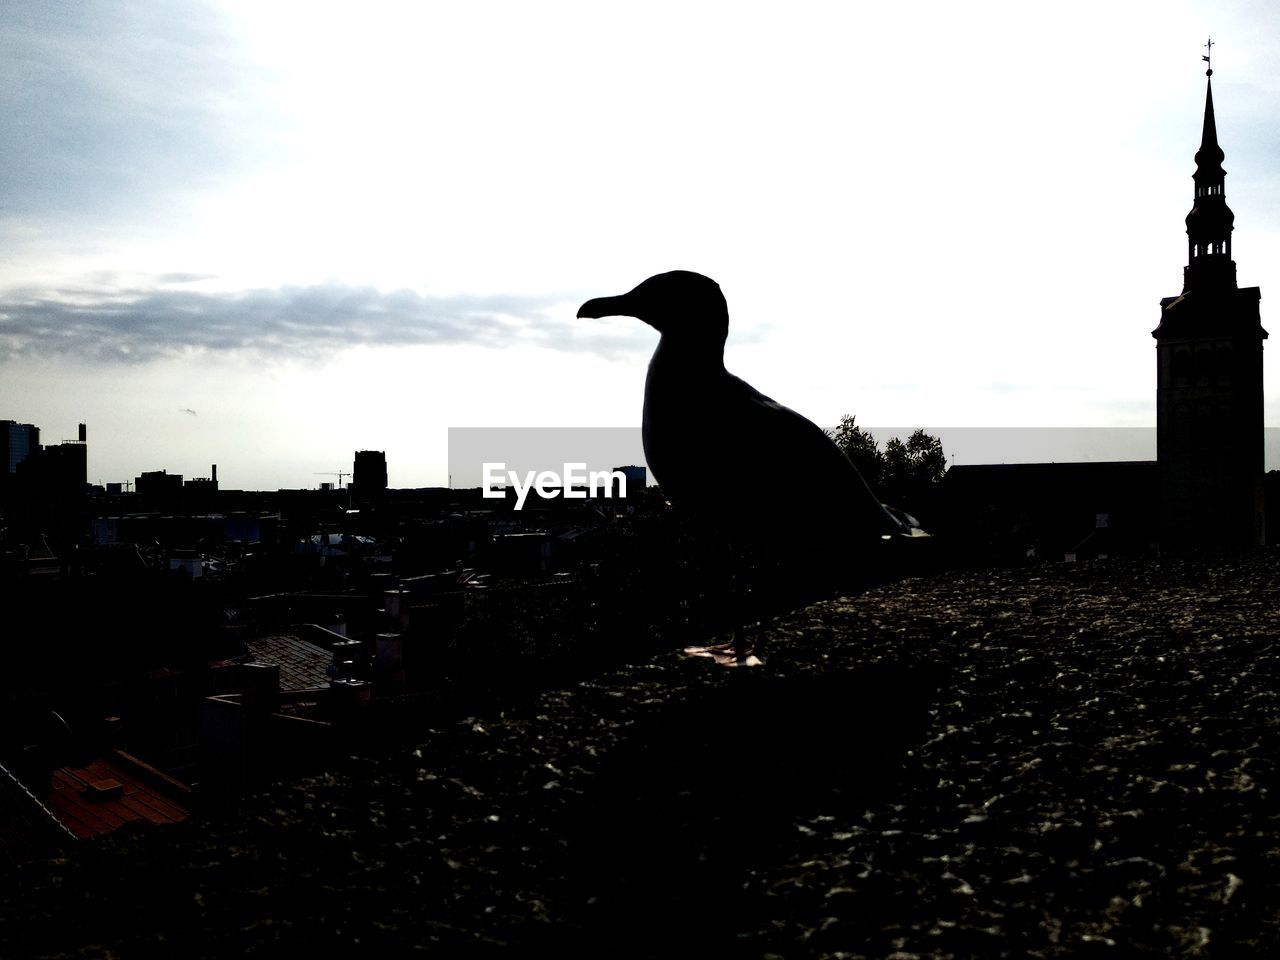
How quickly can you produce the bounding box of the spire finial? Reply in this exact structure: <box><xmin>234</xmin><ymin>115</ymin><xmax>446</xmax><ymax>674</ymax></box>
<box><xmin>1203</xmin><ymin>36</ymin><xmax>1214</xmax><ymax>77</ymax></box>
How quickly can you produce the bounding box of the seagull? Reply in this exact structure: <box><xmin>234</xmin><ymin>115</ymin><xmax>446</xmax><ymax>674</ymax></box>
<box><xmin>578</xmin><ymin>270</ymin><xmax>924</xmax><ymax>665</ymax></box>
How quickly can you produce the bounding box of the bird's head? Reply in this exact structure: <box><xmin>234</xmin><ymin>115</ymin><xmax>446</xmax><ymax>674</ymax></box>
<box><xmin>577</xmin><ymin>271</ymin><xmax>729</xmax><ymax>346</ymax></box>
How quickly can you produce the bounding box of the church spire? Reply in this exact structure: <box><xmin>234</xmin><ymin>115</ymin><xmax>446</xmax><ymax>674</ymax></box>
<box><xmin>1153</xmin><ymin>40</ymin><xmax>1267</xmax><ymax>548</ymax></box>
<box><xmin>1184</xmin><ymin>39</ymin><xmax>1235</xmax><ymax>292</ymax></box>
<box><xmin>1194</xmin><ymin>74</ymin><xmax>1226</xmax><ymax>190</ymax></box>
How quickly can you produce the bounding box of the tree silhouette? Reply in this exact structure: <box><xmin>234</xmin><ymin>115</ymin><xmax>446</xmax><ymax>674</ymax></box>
<box><xmin>884</xmin><ymin>429</ymin><xmax>947</xmax><ymax>494</ymax></box>
<box><xmin>828</xmin><ymin>414</ymin><xmax>884</xmax><ymax>490</ymax></box>
<box><xmin>830</xmin><ymin>418</ymin><xmax>946</xmax><ymax>522</ymax></box>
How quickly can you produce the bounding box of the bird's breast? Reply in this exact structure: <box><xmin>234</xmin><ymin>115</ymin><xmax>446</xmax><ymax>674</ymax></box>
<box><xmin>642</xmin><ymin>351</ymin><xmax>737</xmax><ymax>504</ymax></box>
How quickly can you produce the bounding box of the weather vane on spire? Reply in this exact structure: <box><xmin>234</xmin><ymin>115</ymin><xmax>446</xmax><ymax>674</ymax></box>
<box><xmin>1203</xmin><ymin>36</ymin><xmax>1214</xmax><ymax>76</ymax></box>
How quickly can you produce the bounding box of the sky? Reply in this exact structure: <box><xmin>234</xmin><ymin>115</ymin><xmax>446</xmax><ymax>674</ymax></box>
<box><xmin>3</xmin><ymin>0</ymin><xmax>1280</xmax><ymax>489</ymax></box>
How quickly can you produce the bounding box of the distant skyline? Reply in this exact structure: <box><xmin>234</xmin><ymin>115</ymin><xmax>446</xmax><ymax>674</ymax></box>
<box><xmin>4</xmin><ymin>2</ymin><xmax>1280</xmax><ymax>489</ymax></box>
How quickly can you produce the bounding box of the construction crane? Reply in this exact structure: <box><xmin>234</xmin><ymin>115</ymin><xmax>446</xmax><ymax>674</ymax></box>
<box><xmin>314</xmin><ymin>471</ymin><xmax>351</xmax><ymax>489</ymax></box>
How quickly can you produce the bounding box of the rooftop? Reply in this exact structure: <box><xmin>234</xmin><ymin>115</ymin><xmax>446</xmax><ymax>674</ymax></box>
<box><xmin>244</xmin><ymin>631</ymin><xmax>333</xmax><ymax>691</ymax></box>
<box><xmin>45</xmin><ymin>751</ymin><xmax>189</xmax><ymax>840</ymax></box>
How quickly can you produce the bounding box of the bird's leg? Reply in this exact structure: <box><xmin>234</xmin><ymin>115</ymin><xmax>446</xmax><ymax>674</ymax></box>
<box><xmin>680</xmin><ymin>563</ymin><xmax>742</xmax><ymax>660</ymax></box>
<box><xmin>712</xmin><ymin>548</ymin><xmax>762</xmax><ymax>668</ymax></box>
<box><xmin>732</xmin><ymin>559</ymin><xmax>749</xmax><ymax>659</ymax></box>
<box><xmin>682</xmin><ymin>533</ymin><xmax>760</xmax><ymax>666</ymax></box>
<box><xmin>681</xmin><ymin>531</ymin><xmax>735</xmax><ymax>660</ymax></box>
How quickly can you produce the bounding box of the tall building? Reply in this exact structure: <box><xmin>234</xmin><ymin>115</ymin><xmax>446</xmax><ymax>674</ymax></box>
<box><xmin>136</xmin><ymin>470</ymin><xmax>184</xmax><ymax>508</ymax></box>
<box><xmin>13</xmin><ymin>440</ymin><xmax>87</xmax><ymax>504</ymax></box>
<box><xmin>352</xmin><ymin>450</ymin><xmax>388</xmax><ymax>503</ymax></box>
<box><xmin>1153</xmin><ymin>58</ymin><xmax>1267</xmax><ymax>545</ymax></box>
<box><xmin>33</xmin><ymin>442</ymin><xmax>88</xmax><ymax>500</ymax></box>
<box><xmin>1</xmin><ymin>420</ymin><xmax>40</xmax><ymax>474</ymax></box>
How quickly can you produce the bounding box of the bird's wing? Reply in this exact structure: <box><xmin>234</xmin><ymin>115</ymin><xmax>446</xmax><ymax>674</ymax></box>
<box><xmin>719</xmin><ymin>374</ymin><xmax>897</xmax><ymax>537</ymax></box>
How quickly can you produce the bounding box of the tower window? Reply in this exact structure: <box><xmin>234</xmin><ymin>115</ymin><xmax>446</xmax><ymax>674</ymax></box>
<box><xmin>1193</xmin><ymin>347</ymin><xmax>1212</xmax><ymax>384</ymax></box>
<box><xmin>1187</xmin><ymin>350</ymin><xmax>1208</xmax><ymax>386</ymax></box>
<box><xmin>1216</xmin><ymin>343</ymin><xmax>1234</xmax><ymax>384</ymax></box>
<box><xmin>1175</xmin><ymin>402</ymin><xmax>1192</xmax><ymax>445</ymax></box>
<box><xmin>1173</xmin><ymin>349</ymin><xmax>1192</xmax><ymax>385</ymax></box>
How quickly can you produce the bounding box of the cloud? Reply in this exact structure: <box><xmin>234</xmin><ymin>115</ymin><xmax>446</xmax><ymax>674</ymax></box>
<box><xmin>180</xmin><ymin>408</ymin><xmax>197</xmax><ymax>416</ymax></box>
<box><xmin>0</xmin><ymin>282</ymin><xmax>651</xmax><ymax>363</ymax></box>
<box><xmin>0</xmin><ymin>3</ymin><xmax>274</xmax><ymax>225</ymax></box>
<box><xmin>157</xmin><ymin>273</ymin><xmax>218</xmax><ymax>286</ymax></box>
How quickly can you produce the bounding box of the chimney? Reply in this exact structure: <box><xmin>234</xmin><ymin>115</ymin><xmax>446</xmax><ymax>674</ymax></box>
<box><xmin>239</xmin><ymin>662</ymin><xmax>280</xmax><ymax>714</ymax></box>
<box><xmin>211</xmin><ymin>463</ymin><xmax>217</xmax><ymax>484</ymax></box>
<box><xmin>101</xmin><ymin>715</ymin><xmax>127</xmax><ymax>751</ymax></box>
<box><xmin>77</xmin><ymin>423</ymin><xmax>86</xmax><ymax>442</ymax></box>
<box><xmin>375</xmin><ymin>633</ymin><xmax>406</xmax><ymax>695</ymax></box>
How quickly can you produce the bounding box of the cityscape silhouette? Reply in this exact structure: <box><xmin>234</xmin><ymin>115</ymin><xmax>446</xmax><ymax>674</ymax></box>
<box><xmin>2</xmin><ymin>16</ymin><xmax>1279</xmax><ymax>958</ymax></box>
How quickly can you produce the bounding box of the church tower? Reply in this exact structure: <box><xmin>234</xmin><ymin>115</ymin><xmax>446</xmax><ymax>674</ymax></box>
<box><xmin>1153</xmin><ymin>48</ymin><xmax>1267</xmax><ymax>545</ymax></box>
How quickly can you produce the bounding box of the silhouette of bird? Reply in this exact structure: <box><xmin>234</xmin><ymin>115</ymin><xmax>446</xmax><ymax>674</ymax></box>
<box><xmin>579</xmin><ymin>270</ymin><xmax>923</xmax><ymax>664</ymax></box>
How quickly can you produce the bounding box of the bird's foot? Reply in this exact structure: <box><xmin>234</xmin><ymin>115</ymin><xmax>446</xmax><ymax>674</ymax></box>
<box><xmin>712</xmin><ymin>649</ymin><xmax>763</xmax><ymax>668</ymax></box>
<box><xmin>682</xmin><ymin>641</ymin><xmax>763</xmax><ymax>668</ymax></box>
<box><xmin>682</xmin><ymin>640</ymin><xmax>737</xmax><ymax>659</ymax></box>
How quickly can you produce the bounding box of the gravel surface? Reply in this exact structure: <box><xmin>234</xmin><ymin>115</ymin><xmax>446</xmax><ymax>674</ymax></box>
<box><xmin>6</xmin><ymin>551</ymin><xmax>1280</xmax><ymax>958</ymax></box>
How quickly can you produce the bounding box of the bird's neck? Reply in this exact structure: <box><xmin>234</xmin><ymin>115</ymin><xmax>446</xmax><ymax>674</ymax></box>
<box><xmin>644</xmin><ymin>337</ymin><xmax>730</xmax><ymax>433</ymax></box>
<box><xmin>648</xmin><ymin>336</ymin><xmax>727</xmax><ymax>376</ymax></box>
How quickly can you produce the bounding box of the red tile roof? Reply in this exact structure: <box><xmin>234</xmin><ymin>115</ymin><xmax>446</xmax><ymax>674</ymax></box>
<box><xmin>46</xmin><ymin>752</ymin><xmax>189</xmax><ymax>839</ymax></box>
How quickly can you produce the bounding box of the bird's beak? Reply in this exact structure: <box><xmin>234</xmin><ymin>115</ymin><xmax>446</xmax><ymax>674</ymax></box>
<box><xmin>577</xmin><ymin>293</ymin><xmax>642</xmax><ymax>321</ymax></box>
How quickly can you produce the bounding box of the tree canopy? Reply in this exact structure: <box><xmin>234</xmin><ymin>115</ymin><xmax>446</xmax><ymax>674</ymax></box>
<box><xmin>829</xmin><ymin>415</ymin><xmax>947</xmax><ymax>521</ymax></box>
